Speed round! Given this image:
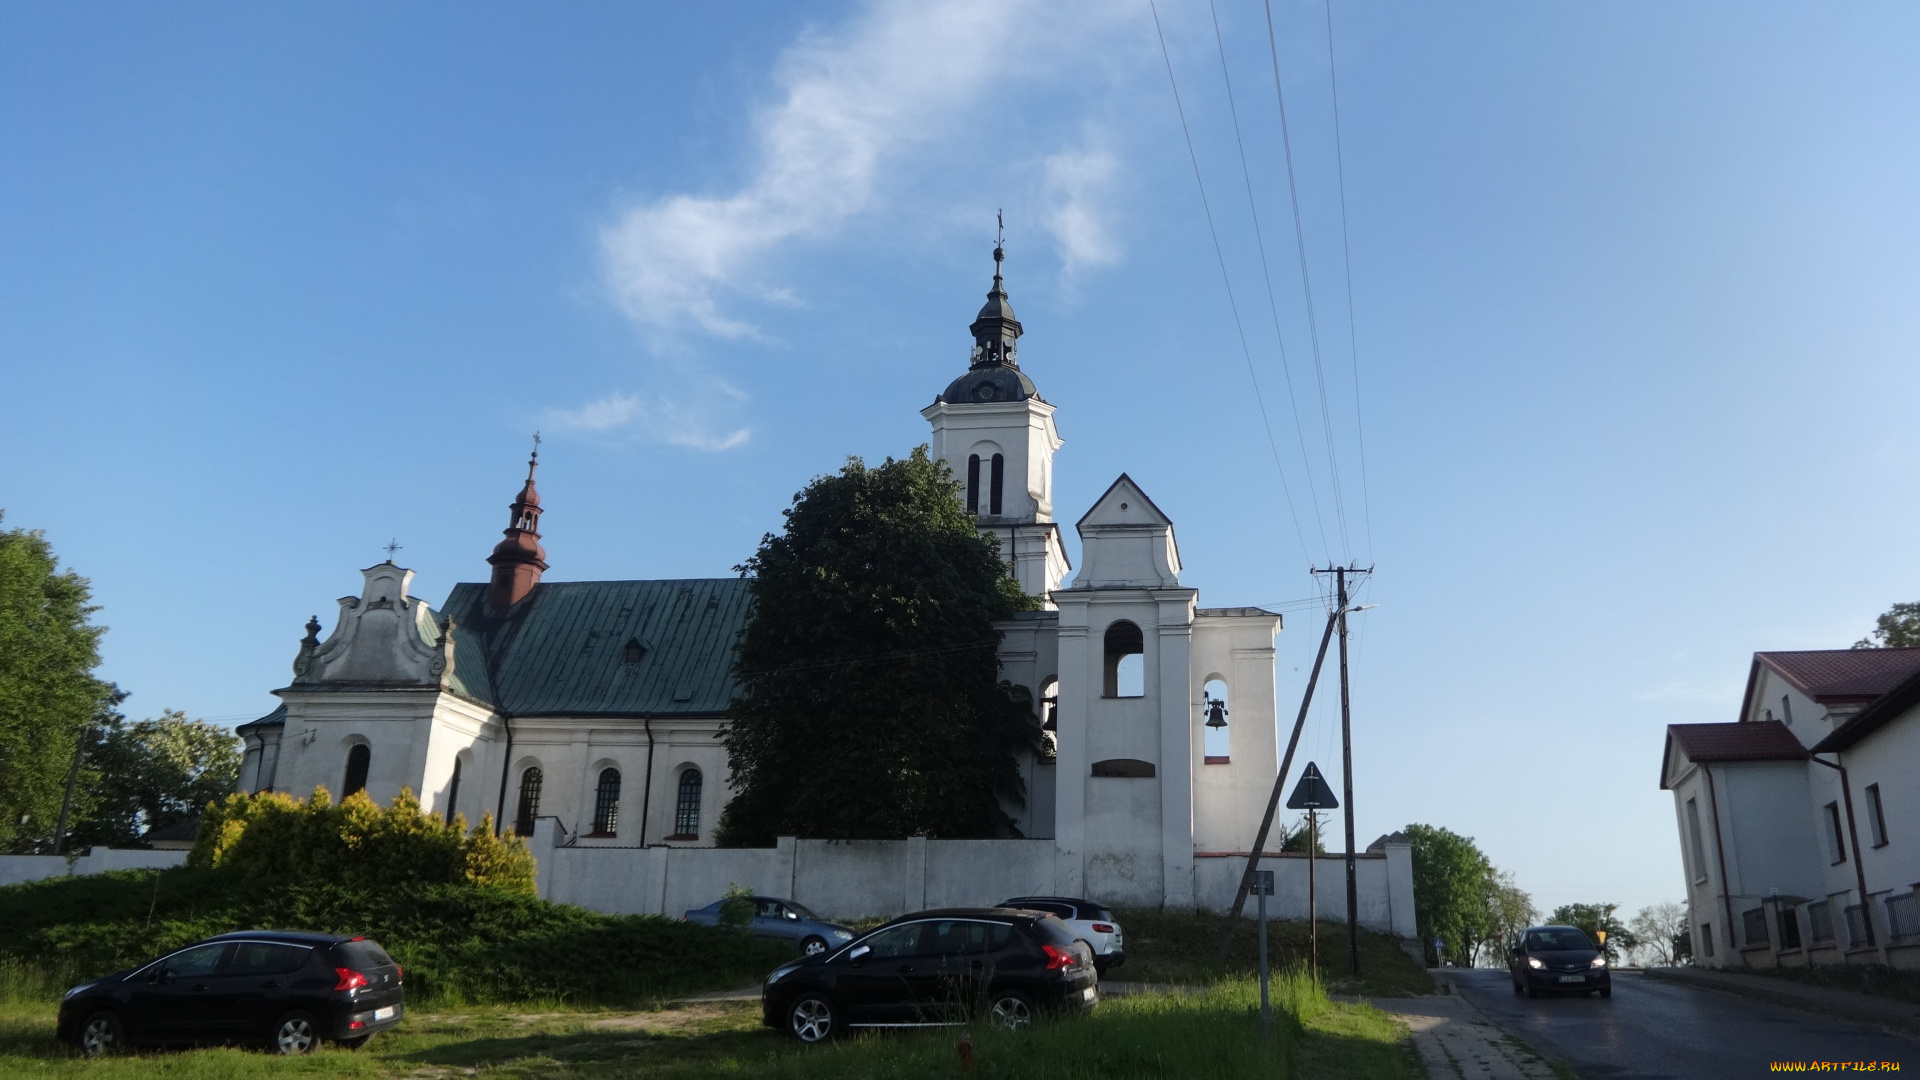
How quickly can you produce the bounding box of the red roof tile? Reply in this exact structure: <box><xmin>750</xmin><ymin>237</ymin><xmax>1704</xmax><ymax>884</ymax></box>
<box><xmin>1667</xmin><ymin>720</ymin><xmax>1807</xmax><ymax>764</ymax></box>
<box><xmin>1756</xmin><ymin>648</ymin><xmax>1920</xmax><ymax>703</ymax></box>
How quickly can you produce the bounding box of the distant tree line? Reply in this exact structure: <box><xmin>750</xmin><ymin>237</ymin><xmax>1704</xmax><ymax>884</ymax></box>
<box><xmin>0</xmin><ymin>512</ymin><xmax>239</xmax><ymax>854</ymax></box>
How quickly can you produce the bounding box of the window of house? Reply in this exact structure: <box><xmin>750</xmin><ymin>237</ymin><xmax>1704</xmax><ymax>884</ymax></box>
<box><xmin>514</xmin><ymin>767</ymin><xmax>543</xmax><ymax>837</ymax></box>
<box><xmin>1685</xmin><ymin>798</ymin><xmax>1708</xmax><ymax>884</ymax></box>
<box><xmin>1807</xmin><ymin>900</ymin><xmax>1834</xmax><ymax>943</ymax></box>
<box><xmin>1699</xmin><ymin>922</ymin><xmax>1714</xmax><ymax>958</ymax></box>
<box><xmin>1866</xmin><ymin>783</ymin><xmax>1888</xmax><ymax>848</ymax></box>
<box><xmin>1740</xmin><ymin>907</ymin><xmax>1768</xmax><ymax>949</ymax></box>
<box><xmin>1202</xmin><ymin>678</ymin><xmax>1230</xmax><ymax>763</ymax></box>
<box><xmin>625</xmin><ymin>638</ymin><xmax>646</xmax><ymax>664</ymax></box>
<box><xmin>445</xmin><ymin>757</ymin><xmax>462</xmax><ymax>826</ymax></box>
<box><xmin>591</xmin><ymin>768</ymin><xmax>621</xmax><ymax>837</ymax></box>
<box><xmin>989</xmin><ymin>453</ymin><xmax>1005</xmax><ymax>515</ymax></box>
<box><xmin>1103</xmin><ymin>621</ymin><xmax>1145</xmax><ymax>698</ymax></box>
<box><xmin>1776</xmin><ymin>906</ymin><xmax>1802</xmax><ymax>950</ymax></box>
<box><xmin>966</xmin><ymin>455</ymin><xmax>981</xmax><ymax>514</ymax></box>
<box><xmin>1781</xmin><ymin>694</ymin><xmax>1795</xmax><ymax>725</ymax></box>
<box><xmin>1825</xmin><ymin>802</ymin><xmax>1847</xmax><ymax>864</ymax></box>
<box><xmin>342</xmin><ymin>744</ymin><xmax>370</xmax><ymax>797</ymax></box>
<box><xmin>672</xmin><ymin>768</ymin><xmax>702</xmax><ymax>839</ymax></box>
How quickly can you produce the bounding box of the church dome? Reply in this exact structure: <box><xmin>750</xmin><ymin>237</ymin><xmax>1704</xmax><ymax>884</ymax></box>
<box><xmin>941</xmin><ymin>364</ymin><xmax>1038</xmax><ymax>405</ymax></box>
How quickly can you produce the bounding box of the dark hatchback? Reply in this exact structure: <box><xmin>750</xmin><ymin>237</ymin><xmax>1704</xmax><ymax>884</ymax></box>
<box><xmin>57</xmin><ymin>930</ymin><xmax>406</xmax><ymax>1056</ymax></box>
<box><xmin>762</xmin><ymin>907</ymin><xmax>1098</xmax><ymax>1042</ymax></box>
<box><xmin>1507</xmin><ymin>924</ymin><xmax>1611</xmax><ymax>998</ymax></box>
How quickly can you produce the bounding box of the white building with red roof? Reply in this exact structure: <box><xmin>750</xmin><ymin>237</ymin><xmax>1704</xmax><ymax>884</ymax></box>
<box><xmin>1661</xmin><ymin>647</ymin><xmax>1920</xmax><ymax>969</ymax></box>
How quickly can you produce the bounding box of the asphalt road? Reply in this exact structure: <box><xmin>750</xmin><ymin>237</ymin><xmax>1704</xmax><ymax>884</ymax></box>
<box><xmin>1448</xmin><ymin>968</ymin><xmax>1919</xmax><ymax>1079</ymax></box>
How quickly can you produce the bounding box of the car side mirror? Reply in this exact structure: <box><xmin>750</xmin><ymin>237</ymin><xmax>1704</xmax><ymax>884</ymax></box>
<box><xmin>846</xmin><ymin>945</ymin><xmax>871</xmax><ymax>965</ymax></box>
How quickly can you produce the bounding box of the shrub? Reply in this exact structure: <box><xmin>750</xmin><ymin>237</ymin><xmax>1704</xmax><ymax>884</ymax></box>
<box><xmin>190</xmin><ymin>786</ymin><xmax>534</xmax><ymax>894</ymax></box>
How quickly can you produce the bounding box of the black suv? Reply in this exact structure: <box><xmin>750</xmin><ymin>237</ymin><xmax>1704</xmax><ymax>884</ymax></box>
<box><xmin>762</xmin><ymin>907</ymin><xmax>1098</xmax><ymax>1042</ymax></box>
<box><xmin>1507</xmin><ymin>924</ymin><xmax>1611</xmax><ymax>998</ymax></box>
<box><xmin>57</xmin><ymin>930</ymin><xmax>405</xmax><ymax>1056</ymax></box>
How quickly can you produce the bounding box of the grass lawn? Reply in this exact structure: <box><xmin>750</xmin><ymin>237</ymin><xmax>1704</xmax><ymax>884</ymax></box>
<box><xmin>0</xmin><ymin>975</ymin><xmax>1414</xmax><ymax>1079</ymax></box>
<box><xmin>1115</xmin><ymin>908</ymin><xmax>1434</xmax><ymax>998</ymax></box>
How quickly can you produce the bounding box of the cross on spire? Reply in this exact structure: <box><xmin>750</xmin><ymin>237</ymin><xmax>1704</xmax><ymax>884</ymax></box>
<box><xmin>969</xmin><ymin>212</ymin><xmax>1022</xmax><ymax>369</ymax></box>
<box><xmin>383</xmin><ymin>539</ymin><xmax>402</xmax><ymax>562</ymax></box>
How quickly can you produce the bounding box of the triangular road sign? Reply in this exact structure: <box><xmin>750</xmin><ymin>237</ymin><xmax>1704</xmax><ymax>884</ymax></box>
<box><xmin>1285</xmin><ymin>762</ymin><xmax>1339</xmax><ymax>809</ymax></box>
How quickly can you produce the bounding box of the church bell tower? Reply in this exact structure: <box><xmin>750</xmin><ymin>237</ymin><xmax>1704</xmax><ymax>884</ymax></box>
<box><xmin>922</xmin><ymin>239</ymin><xmax>1070</xmax><ymax>599</ymax></box>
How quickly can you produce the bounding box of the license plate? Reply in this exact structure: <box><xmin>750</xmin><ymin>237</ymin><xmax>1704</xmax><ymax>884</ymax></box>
<box><xmin>1556</xmin><ymin>976</ymin><xmax>1584</xmax><ymax>984</ymax></box>
<box><xmin>1082</xmin><ymin>987</ymin><xmax>1097</xmax><ymax>1001</ymax></box>
<box><xmin>373</xmin><ymin>1006</ymin><xmax>396</xmax><ymax>1021</ymax></box>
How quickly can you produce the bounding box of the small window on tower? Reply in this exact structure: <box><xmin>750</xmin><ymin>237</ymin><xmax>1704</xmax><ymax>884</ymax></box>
<box><xmin>990</xmin><ymin>454</ymin><xmax>1005</xmax><ymax>515</ymax></box>
<box><xmin>625</xmin><ymin>639</ymin><xmax>646</xmax><ymax>664</ymax></box>
<box><xmin>966</xmin><ymin>455</ymin><xmax>981</xmax><ymax>514</ymax></box>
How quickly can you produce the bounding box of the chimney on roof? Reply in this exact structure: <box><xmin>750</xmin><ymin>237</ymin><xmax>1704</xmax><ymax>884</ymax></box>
<box><xmin>486</xmin><ymin>439</ymin><xmax>547</xmax><ymax>614</ymax></box>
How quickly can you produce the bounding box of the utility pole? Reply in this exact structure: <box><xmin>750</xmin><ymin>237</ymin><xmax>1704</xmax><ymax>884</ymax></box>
<box><xmin>1312</xmin><ymin>563</ymin><xmax>1372</xmax><ymax>977</ymax></box>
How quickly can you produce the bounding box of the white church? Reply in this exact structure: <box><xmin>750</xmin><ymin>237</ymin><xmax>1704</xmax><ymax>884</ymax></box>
<box><xmin>236</xmin><ymin>249</ymin><xmax>1413</xmax><ymax>919</ymax></box>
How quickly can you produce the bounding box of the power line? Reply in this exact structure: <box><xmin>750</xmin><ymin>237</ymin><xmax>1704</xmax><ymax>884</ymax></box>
<box><xmin>1206</xmin><ymin>0</ymin><xmax>1330</xmax><ymax>563</ymax></box>
<box><xmin>1149</xmin><ymin>0</ymin><xmax>1315</xmax><ymax>567</ymax></box>
<box><xmin>1261</xmin><ymin>0</ymin><xmax>1352</xmax><ymax>560</ymax></box>
<box><xmin>1322</xmin><ymin>0</ymin><xmax>1374</xmax><ymax>565</ymax></box>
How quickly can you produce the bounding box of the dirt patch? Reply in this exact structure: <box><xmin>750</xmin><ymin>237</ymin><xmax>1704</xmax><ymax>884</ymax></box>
<box><xmin>589</xmin><ymin>1002</ymin><xmax>739</xmax><ymax>1033</ymax></box>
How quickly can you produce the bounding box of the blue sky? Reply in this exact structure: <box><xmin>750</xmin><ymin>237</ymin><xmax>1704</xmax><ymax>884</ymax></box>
<box><xmin>5</xmin><ymin>1</ymin><xmax>1919</xmax><ymax>918</ymax></box>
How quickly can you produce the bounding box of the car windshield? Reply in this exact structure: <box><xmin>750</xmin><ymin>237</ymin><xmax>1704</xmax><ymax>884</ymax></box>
<box><xmin>334</xmin><ymin>940</ymin><xmax>394</xmax><ymax>968</ymax></box>
<box><xmin>784</xmin><ymin>901</ymin><xmax>820</xmax><ymax>920</ymax></box>
<box><xmin>1526</xmin><ymin>929</ymin><xmax>1593</xmax><ymax>951</ymax></box>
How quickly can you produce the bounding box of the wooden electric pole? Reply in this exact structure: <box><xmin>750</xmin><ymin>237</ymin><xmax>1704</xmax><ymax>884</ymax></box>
<box><xmin>1312</xmin><ymin>563</ymin><xmax>1371</xmax><ymax>977</ymax></box>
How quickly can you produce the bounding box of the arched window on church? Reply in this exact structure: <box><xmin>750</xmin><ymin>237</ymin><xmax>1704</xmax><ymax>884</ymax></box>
<box><xmin>1203</xmin><ymin>678</ymin><xmax>1231</xmax><ymax>763</ymax></box>
<box><xmin>444</xmin><ymin>757</ymin><xmax>463</xmax><ymax>825</ymax></box>
<box><xmin>989</xmin><ymin>453</ymin><xmax>1005</xmax><ymax>515</ymax></box>
<box><xmin>966</xmin><ymin>455</ymin><xmax>981</xmax><ymax>514</ymax></box>
<box><xmin>342</xmin><ymin>744</ymin><xmax>370</xmax><ymax>797</ymax></box>
<box><xmin>672</xmin><ymin>768</ymin><xmax>703</xmax><ymax>840</ymax></box>
<box><xmin>514</xmin><ymin>766</ymin><xmax>542</xmax><ymax>837</ymax></box>
<box><xmin>591</xmin><ymin>768</ymin><xmax>621</xmax><ymax>836</ymax></box>
<box><xmin>1103</xmin><ymin>621</ymin><xmax>1145</xmax><ymax>698</ymax></box>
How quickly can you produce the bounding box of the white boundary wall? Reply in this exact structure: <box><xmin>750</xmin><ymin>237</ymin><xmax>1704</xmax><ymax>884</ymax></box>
<box><xmin>531</xmin><ymin>820</ymin><xmax>1416</xmax><ymax>938</ymax></box>
<box><xmin>0</xmin><ymin>848</ymin><xmax>189</xmax><ymax>888</ymax></box>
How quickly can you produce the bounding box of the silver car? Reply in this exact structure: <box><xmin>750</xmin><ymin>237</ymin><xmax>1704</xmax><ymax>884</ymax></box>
<box><xmin>684</xmin><ymin>896</ymin><xmax>856</xmax><ymax>957</ymax></box>
<box><xmin>1000</xmin><ymin>896</ymin><xmax>1125</xmax><ymax>974</ymax></box>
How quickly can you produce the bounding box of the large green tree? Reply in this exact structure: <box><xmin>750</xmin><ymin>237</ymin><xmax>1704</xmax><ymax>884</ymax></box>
<box><xmin>1853</xmin><ymin>601</ymin><xmax>1920</xmax><ymax>649</ymax></box>
<box><xmin>718</xmin><ymin>449</ymin><xmax>1041</xmax><ymax>845</ymax></box>
<box><xmin>1548</xmin><ymin>902</ymin><xmax>1638</xmax><ymax>964</ymax></box>
<box><xmin>0</xmin><ymin>514</ymin><xmax>115</xmax><ymax>853</ymax></box>
<box><xmin>1404</xmin><ymin>823</ymin><xmax>1496</xmax><ymax>966</ymax></box>
<box><xmin>68</xmin><ymin>708</ymin><xmax>243</xmax><ymax>850</ymax></box>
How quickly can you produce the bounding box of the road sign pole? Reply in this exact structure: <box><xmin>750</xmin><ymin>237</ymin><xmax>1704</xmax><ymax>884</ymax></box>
<box><xmin>1257</xmin><ymin>874</ymin><xmax>1270</xmax><ymax>1044</ymax></box>
<box><xmin>1308</xmin><ymin>810</ymin><xmax>1318</xmax><ymax>981</ymax></box>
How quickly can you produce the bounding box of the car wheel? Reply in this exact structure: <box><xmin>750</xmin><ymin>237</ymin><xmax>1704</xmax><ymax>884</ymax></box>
<box><xmin>1524</xmin><ymin>983</ymin><xmax>1538</xmax><ymax>999</ymax></box>
<box><xmin>801</xmin><ymin>935</ymin><xmax>828</xmax><ymax>957</ymax></box>
<box><xmin>336</xmin><ymin>1033</ymin><xmax>373</xmax><ymax>1049</ymax></box>
<box><xmin>1511</xmin><ymin>978</ymin><xmax>1523</xmax><ymax>995</ymax></box>
<box><xmin>78</xmin><ymin>1011</ymin><xmax>125</xmax><ymax>1058</ymax></box>
<box><xmin>788</xmin><ymin>993</ymin><xmax>836</xmax><ymax>1043</ymax></box>
<box><xmin>271</xmin><ymin>1011</ymin><xmax>321</xmax><ymax>1055</ymax></box>
<box><xmin>1600</xmin><ymin>983</ymin><xmax>1612</xmax><ymax>998</ymax></box>
<box><xmin>987</xmin><ymin>990</ymin><xmax>1035</xmax><ymax>1032</ymax></box>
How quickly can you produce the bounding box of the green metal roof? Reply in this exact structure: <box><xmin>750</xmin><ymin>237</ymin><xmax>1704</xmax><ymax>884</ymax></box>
<box><xmin>437</xmin><ymin>578</ymin><xmax>751</xmax><ymax>717</ymax></box>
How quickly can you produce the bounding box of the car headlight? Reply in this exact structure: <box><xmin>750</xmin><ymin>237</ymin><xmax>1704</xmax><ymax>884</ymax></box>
<box><xmin>1590</xmin><ymin>956</ymin><xmax>1607</xmax><ymax>968</ymax></box>
<box><xmin>765</xmin><ymin>965</ymin><xmax>793</xmax><ymax>986</ymax></box>
<box><xmin>1527</xmin><ymin>957</ymin><xmax>1544</xmax><ymax>969</ymax></box>
<box><xmin>62</xmin><ymin>984</ymin><xmax>90</xmax><ymax>999</ymax></box>
<box><xmin>831</xmin><ymin>930</ymin><xmax>853</xmax><ymax>940</ymax></box>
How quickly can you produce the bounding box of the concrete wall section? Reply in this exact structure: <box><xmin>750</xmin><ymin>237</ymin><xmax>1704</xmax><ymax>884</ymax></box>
<box><xmin>0</xmin><ymin>848</ymin><xmax>188</xmax><ymax>888</ymax></box>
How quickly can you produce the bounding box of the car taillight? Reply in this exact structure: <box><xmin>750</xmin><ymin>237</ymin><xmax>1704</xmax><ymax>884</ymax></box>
<box><xmin>395</xmin><ymin>964</ymin><xmax>403</xmax><ymax>981</ymax></box>
<box><xmin>333</xmin><ymin>967</ymin><xmax>369</xmax><ymax>991</ymax></box>
<box><xmin>1041</xmin><ymin>944</ymin><xmax>1077</xmax><ymax>971</ymax></box>
<box><xmin>1091</xmin><ymin>923</ymin><xmax>1115</xmax><ymax>934</ymax></box>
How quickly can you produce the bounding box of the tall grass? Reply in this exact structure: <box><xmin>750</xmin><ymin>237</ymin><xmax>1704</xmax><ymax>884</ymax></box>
<box><xmin>0</xmin><ymin>957</ymin><xmax>80</xmax><ymax>1006</ymax></box>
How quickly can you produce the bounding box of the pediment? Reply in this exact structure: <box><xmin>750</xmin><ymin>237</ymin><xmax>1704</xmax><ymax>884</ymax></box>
<box><xmin>1076</xmin><ymin>474</ymin><xmax>1173</xmax><ymax>531</ymax></box>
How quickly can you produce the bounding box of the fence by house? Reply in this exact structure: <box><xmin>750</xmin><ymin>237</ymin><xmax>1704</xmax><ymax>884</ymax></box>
<box><xmin>0</xmin><ymin>848</ymin><xmax>188</xmax><ymax>888</ymax></box>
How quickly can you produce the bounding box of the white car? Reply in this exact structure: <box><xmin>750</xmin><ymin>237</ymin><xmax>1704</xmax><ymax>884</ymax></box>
<box><xmin>1000</xmin><ymin>896</ymin><xmax>1125</xmax><ymax>974</ymax></box>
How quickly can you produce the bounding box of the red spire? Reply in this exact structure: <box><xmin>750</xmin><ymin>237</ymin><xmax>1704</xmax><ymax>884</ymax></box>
<box><xmin>486</xmin><ymin>439</ymin><xmax>547</xmax><ymax>613</ymax></box>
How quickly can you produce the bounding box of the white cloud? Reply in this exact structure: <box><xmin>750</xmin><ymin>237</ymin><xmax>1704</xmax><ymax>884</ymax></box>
<box><xmin>545</xmin><ymin>384</ymin><xmax>751</xmax><ymax>452</ymax></box>
<box><xmin>599</xmin><ymin>0</ymin><xmax>1132</xmax><ymax>340</ymax></box>
<box><xmin>1042</xmin><ymin>146</ymin><xmax>1124</xmax><ymax>276</ymax></box>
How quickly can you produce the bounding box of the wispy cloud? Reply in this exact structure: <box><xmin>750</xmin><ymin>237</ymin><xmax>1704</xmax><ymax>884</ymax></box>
<box><xmin>1042</xmin><ymin>145</ymin><xmax>1124</xmax><ymax>277</ymax></box>
<box><xmin>599</xmin><ymin>0</ymin><xmax>1134</xmax><ymax>341</ymax></box>
<box><xmin>544</xmin><ymin>381</ymin><xmax>751</xmax><ymax>452</ymax></box>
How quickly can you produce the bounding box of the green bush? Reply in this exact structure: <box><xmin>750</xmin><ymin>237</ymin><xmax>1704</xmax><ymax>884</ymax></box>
<box><xmin>190</xmin><ymin>786</ymin><xmax>534</xmax><ymax>894</ymax></box>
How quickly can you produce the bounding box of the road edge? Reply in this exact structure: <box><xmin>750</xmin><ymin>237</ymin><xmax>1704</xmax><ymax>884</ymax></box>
<box><xmin>1430</xmin><ymin>971</ymin><xmax>1584</xmax><ymax>1080</ymax></box>
<box><xmin>1640</xmin><ymin>967</ymin><xmax>1920</xmax><ymax>1040</ymax></box>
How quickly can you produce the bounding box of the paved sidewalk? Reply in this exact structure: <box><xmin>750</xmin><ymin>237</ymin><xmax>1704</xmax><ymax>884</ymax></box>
<box><xmin>1643</xmin><ymin>966</ymin><xmax>1920</xmax><ymax>1036</ymax></box>
<box><xmin>1367</xmin><ymin>992</ymin><xmax>1557</xmax><ymax>1080</ymax></box>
